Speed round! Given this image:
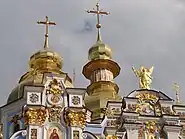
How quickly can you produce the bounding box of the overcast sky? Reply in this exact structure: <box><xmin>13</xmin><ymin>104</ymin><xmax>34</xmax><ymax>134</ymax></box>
<box><xmin>0</xmin><ymin>0</ymin><xmax>185</xmax><ymax>105</ymax></box>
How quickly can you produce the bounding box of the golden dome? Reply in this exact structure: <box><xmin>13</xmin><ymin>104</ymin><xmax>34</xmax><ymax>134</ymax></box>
<box><xmin>29</xmin><ymin>48</ymin><xmax>63</xmax><ymax>72</ymax></box>
<box><xmin>7</xmin><ymin>16</ymin><xmax>73</xmax><ymax>104</ymax></box>
<box><xmin>88</xmin><ymin>40</ymin><xmax>112</xmax><ymax>60</ymax></box>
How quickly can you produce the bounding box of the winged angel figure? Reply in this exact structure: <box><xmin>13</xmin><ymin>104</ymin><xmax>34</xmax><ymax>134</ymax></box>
<box><xmin>132</xmin><ymin>66</ymin><xmax>154</xmax><ymax>90</ymax></box>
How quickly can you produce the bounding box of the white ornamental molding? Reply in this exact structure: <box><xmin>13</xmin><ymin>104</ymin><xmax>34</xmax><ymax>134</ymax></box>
<box><xmin>82</xmin><ymin>131</ymin><xmax>98</xmax><ymax>139</ymax></box>
<box><xmin>9</xmin><ymin>130</ymin><xmax>27</xmax><ymax>139</ymax></box>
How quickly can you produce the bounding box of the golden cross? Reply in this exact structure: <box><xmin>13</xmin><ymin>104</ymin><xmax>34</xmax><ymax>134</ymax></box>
<box><xmin>37</xmin><ymin>16</ymin><xmax>56</xmax><ymax>49</ymax></box>
<box><xmin>87</xmin><ymin>2</ymin><xmax>110</xmax><ymax>41</ymax></box>
<box><xmin>172</xmin><ymin>83</ymin><xmax>180</xmax><ymax>104</ymax></box>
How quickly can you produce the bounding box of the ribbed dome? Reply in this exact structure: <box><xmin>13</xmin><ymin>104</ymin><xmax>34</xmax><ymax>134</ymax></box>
<box><xmin>29</xmin><ymin>48</ymin><xmax>63</xmax><ymax>72</ymax></box>
<box><xmin>7</xmin><ymin>81</ymin><xmax>39</xmax><ymax>104</ymax></box>
<box><xmin>88</xmin><ymin>40</ymin><xmax>112</xmax><ymax>61</ymax></box>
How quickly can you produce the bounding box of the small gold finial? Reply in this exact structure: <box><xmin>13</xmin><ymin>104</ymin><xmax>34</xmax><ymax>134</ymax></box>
<box><xmin>37</xmin><ymin>16</ymin><xmax>56</xmax><ymax>49</ymax></box>
<box><xmin>132</xmin><ymin>66</ymin><xmax>154</xmax><ymax>90</ymax></box>
<box><xmin>87</xmin><ymin>1</ymin><xmax>110</xmax><ymax>42</ymax></box>
<box><xmin>172</xmin><ymin>83</ymin><xmax>180</xmax><ymax>104</ymax></box>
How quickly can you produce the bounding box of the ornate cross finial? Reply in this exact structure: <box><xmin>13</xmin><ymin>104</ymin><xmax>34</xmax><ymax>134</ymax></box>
<box><xmin>172</xmin><ymin>83</ymin><xmax>180</xmax><ymax>104</ymax></box>
<box><xmin>37</xmin><ymin>16</ymin><xmax>56</xmax><ymax>49</ymax></box>
<box><xmin>87</xmin><ymin>1</ymin><xmax>110</xmax><ymax>42</ymax></box>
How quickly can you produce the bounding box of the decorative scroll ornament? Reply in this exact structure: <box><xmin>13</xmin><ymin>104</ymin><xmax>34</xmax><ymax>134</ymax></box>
<box><xmin>48</xmin><ymin>78</ymin><xmax>63</xmax><ymax>95</ymax></box>
<box><xmin>9</xmin><ymin>130</ymin><xmax>27</xmax><ymax>139</ymax></box>
<box><xmin>145</xmin><ymin>121</ymin><xmax>159</xmax><ymax>139</ymax></box>
<box><xmin>135</xmin><ymin>92</ymin><xmax>162</xmax><ymax>116</ymax></box>
<box><xmin>23</xmin><ymin>107</ymin><xmax>47</xmax><ymax>125</ymax></box>
<box><xmin>132</xmin><ymin>66</ymin><xmax>154</xmax><ymax>89</ymax></box>
<box><xmin>65</xmin><ymin>110</ymin><xmax>86</xmax><ymax>128</ymax></box>
<box><xmin>136</xmin><ymin>102</ymin><xmax>154</xmax><ymax>115</ymax></box>
<box><xmin>136</xmin><ymin>93</ymin><xmax>158</xmax><ymax>102</ymax></box>
<box><xmin>48</xmin><ymin>107</ymin><xmax>62</xmax><ymax>122</ymax></box>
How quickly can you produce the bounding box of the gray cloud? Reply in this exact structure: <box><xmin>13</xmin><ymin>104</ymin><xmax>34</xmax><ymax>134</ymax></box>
<box><xmin>0</xmin><ymin>0</ymin><xmax>185</xmax><ymax>105</ymax></box>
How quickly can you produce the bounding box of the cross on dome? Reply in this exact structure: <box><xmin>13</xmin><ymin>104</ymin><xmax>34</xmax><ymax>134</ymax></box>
<box><xmin>37</xmin><ymin>16</ymin><xmax>56</xmax><ymax>49</ymax></box>
<box><xmin>87</xmin><ymin>2</ymin><xmax>110</xmax><ymax>41</ymax></box>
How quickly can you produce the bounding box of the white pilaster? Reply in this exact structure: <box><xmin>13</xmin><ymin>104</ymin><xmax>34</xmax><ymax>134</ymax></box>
<box><xmin>163</xmin><ymin>125</ymin><xmax>182</xmax><ymax>139</ymax></box>
<box><xmin>124</xmin><ymin>124</ymin><xmax>140</xmax><ymax>139</ymax></box>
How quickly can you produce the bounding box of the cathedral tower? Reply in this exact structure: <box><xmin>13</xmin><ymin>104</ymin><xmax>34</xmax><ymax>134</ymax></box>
<box><xmin>82</xmin><ymin>2</ymin><xmax>121</xmax><ymax>122</ymax></box>
<box><xmin>1</xmin><ymin>16</ymin><xmax>91</xmax><ymax>139</ymax></box>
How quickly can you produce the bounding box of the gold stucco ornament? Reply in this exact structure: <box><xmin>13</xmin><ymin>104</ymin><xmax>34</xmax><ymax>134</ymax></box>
<box><xmin>132</xmin><ymin>66</ymin><xmax>154</xmax><ymax>90</ymax></box>
<box><xmin>23</xmin><ymin>107</ymin><xmax>47</xmax><ymax>125</ymax></box>
<box><xmin>48</xmin><ymin>78</ymin><xmax>63</xmax><ymax>95</ymax></box>
<box><xmin>65</xmin><ymin>110</ymin><xmax>86</xmax><ymax>128</ymax></box>
<box><xmin>145</xmin><ymin>120</ymin><xmax>158</xmax><ymax>139</ymax></box>
<box><xmin>48</xmin><ymin>107</ymin><xmax>62</xmax><ymax>122</ymax></box>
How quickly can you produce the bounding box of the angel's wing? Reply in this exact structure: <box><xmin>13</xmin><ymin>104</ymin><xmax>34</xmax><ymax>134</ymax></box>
<box><xmin>132</xmin><ymin>66</ymin><xmax>140</xmax><ymax>77</ymax></box>
<box><xmin>149</xmin><ymin>66</ymin><xmax>154</xmax><ymax>74</ymax></box>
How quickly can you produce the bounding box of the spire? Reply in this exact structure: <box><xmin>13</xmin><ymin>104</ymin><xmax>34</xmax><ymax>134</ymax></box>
<box><xmin>73</xmin><ymin>68</ymin><xmax>76</xmax><ymax>86</ymax></box>
<box><xmin>172</xmin><ymin>83</ymin><xmax>180</xmax><ymax>104</ymax></box>
<box><xmin>87</xmin><ymin>2</ymin><xmax>110</xmax><ymax>42</ymax></box>
<box><xmin>37</xmin><ymin>16</ymin><xmax>56</xmax><ymax>49</ymax></box>
<box><xmin>83</xmin><ymin>2</ymin><xmax>121</xmax><ymax>122</ymax></box>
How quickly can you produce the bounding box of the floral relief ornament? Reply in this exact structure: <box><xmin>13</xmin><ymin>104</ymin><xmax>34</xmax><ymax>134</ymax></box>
<box><xmin>48</xmin><ymin>107</ymin><xmax>62</xmax><ymax>122</ymax></box>
<box><xmin>29</xmin><ymin>93</ymin><xmax>39</xmax><ymax>103</ymax></box>
<box><xmin>72</xmin><ymin>96</ymin><xmax>80</xmax><ymax>105</ymax></box>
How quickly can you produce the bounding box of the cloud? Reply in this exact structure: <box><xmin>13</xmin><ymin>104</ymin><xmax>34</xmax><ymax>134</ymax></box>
<box><xmin>0</xmin><ymin>0</ymin><xmax>185</xmax><ymax>105</ymax></box>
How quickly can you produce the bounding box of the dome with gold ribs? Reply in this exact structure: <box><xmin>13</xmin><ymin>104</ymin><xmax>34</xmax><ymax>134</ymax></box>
<box><xmin>88</xmin><ymin>40</ymin><xmax>112</xmax><ymax>60</ymax></box>
<box><xmin>29</xmin><ymin>48</ymin><xmax>63</xmax><ymax>72</ymax></box>
<box><xmin>7</xmin><ymin>49</ymin><xmax>72</xmax><ymax>104</ymax></box>
<box><xmin>7</xmin><ymin>16</ymin><xmax>73</xmax><ymax>104</ymax></box>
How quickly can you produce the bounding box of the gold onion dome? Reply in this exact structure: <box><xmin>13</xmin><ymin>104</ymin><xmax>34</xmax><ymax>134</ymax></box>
<box><xmin>29</xmin><ymin>48</ymin><xmax>63</xmax><ymax>72</ymax></box>
<box><xmin>7</xmin><ymin>16</ymin><xmax>72</xmax><ymax>104</ymax></box>
<box><xmin>88</xmin><ymin>35</ymin><xmax>112</xmax><ymax>60</ymax></box>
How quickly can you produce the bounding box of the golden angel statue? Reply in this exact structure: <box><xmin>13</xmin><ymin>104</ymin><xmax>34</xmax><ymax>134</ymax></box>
<box><xmin>132</xmin><ymin>66</ymin><xmax>154</xmax><ymax>89</ymax></box>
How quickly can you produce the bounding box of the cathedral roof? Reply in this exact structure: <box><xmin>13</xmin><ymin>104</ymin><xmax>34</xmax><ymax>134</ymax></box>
<box><xmin>7</xmin><ymin>72</ymin><xmax>73</xmax><ymax>104</ymax></box>
<box><xmin>126</xmin><ymin>89</ymin><xmax>173</xmax><ymax>100</ymax></box>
